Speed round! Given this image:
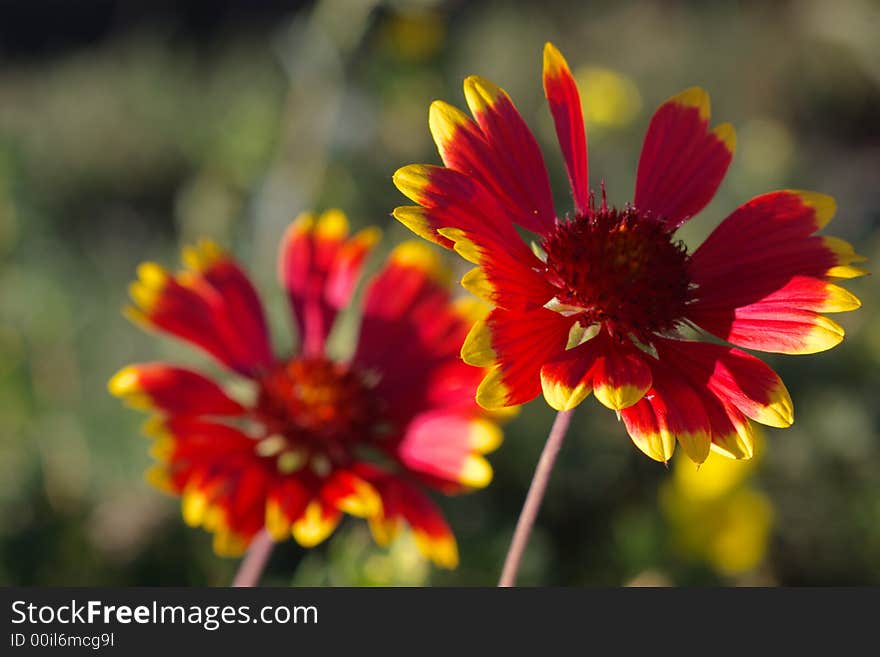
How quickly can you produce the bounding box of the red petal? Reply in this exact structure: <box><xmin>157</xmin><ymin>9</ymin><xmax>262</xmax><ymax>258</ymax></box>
<box><xmin>396</xmin><ymin>479</ymin><xmax>459</xmax><ymax>569</ymax></box>
<box><xmin>473</xmin><ymin>307</ymin><xmax>575</xmax><ymax>408</ymax></box>
<box><xmin>191</xmin><ymin>251</ymin><xmax>273</xmax><ymax>372</ymax></box>
<box><xmin>655</xmin><ymin>338</ymin><xmax>793</xmax><ymax>428</ymax></box>
<box><xmin>635</xmin><ymin>88</ymin><xmax>734</xmax><ymax>228</ymax></box>
<box><xmin>397</xmin><ymin>411</ymin><xmax>500</xmax><ymax>490</ymax></box>
<box><xmin>266</xmin><ymin>478</ymin><xmax>311</xmax><ymax>540</ymax></box>
<box><xmin>543</xmin><ymin>43</ymin><xmax>589</xmax><ymax>215</ymax></box>
<box><xmin>353</xmin><ymin>242</ymin><xmax>481</xmax><ymax>424</ymax></box>
<box><xmin>687</xmin><ymin>191</ymin><xmax>862</xmax><ymax>354</ymax></box>
<box><xmin>278</xmin><ymin>210</ymin><xmax>378</xmax><ymax>357</ymax></box>
<box><xmin>646</xmin><ymin>365</ymin><xmax>712</xmax><ymax>464</ymax></box>
<box><xmin>588</xmin><ymin>332</ymin><xmax>653</xmax><ymax>411</ymax></box>
<box><xmin>127</xmin><ymin>247</ymin><xmax>273</xmax><ymax>377</ymax></box>
<box><xmin>462</xmin><ymin>75</ymin><xmax>556</xmax><ymax>233</ymax></box>
<box><xmin>109</xmin><ymin>363</ymin><xmax>245</xmax><ymax>416</ymax></box>
<box><xmin>319</xmin><ymin>469</ymin><xmax>382</xmax><ymax>518</ymax></box>
<box><xmin>621</xmin><ymin>397</ymin><xmax>676</xmax><ymax>463</ymax></box>
<box><xmin>540</xmin><ymin>340</ymin><xmax>598</xmax><ymax>412</ymax></box>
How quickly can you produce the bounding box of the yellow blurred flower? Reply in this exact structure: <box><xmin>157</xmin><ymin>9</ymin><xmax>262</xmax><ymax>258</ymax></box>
<box><xmin>381</xmin><ymin>9</ymin><xmax>446</xmax><ymax>62</ymax></box>
<box><xmin>660</xmin><ymin>440</ymin><xmax>774</xmax><ymax>577</ymax></box>
<box><xmin>573</xmin><ymin>66</ymin><xmax>642</xmax><ymax>128</ymax></box>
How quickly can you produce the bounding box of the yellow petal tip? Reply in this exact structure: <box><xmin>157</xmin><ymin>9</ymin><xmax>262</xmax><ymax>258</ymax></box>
<box><xmin>670</xmin><ymin>86</ymin><xmax>710</xmax><ymax>121</ymax></box>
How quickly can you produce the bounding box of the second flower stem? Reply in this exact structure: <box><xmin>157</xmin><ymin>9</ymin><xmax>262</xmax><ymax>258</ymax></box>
<box><xmin>498</xmin><ymin>408</ymin><xmax>575</xmax><ymax>587</ymax></box>
<box><xmin>232</xmin><ymin>530</ymin><xmax>275</xmax><ymax>587</ymax></box>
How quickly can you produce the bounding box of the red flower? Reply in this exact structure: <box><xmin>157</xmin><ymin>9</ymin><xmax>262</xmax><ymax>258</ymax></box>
<box><xmin>392</xmin><ymin>43</ymin><xmax>866</xmax><ymax>464</ymax></box>
<box><xmin>109</xmin><ymin>210</ymin><xmax>503</xmax><ymax>567</ymax></box>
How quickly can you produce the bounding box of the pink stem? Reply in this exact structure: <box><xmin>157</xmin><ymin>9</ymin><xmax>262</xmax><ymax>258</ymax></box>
<box><xmin>232</xmin><ymin>530</ymin><xmax>275</xmax><ymax>587</ymax></box>
<box><xmin>498</xmin><ymin>409</ymin><xmax>575</xmax><ymax>587</ymax></box>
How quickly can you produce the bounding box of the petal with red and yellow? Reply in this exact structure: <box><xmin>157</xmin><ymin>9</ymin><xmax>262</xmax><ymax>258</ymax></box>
<box><xmin>395</xmin><ymin>164</ymin><xmax>514</xmax><ymax>248</ymax></box>
<box><xmin>393</xmin><ymin>165</ymin><xmax>554</xmax><ymax>311</ymax></box>
<box><xmin>354</xmin><ymin>467</ymin><xmax>459</xmax><ymax>568</ymax></box>
<box><xmin>587</xmin><ymin>331</ymin><xmax>653</xmax><ymax>411</ymax></box>
<box><xmin>415</xmin><ymin>298</ymin><xmax>498</xmax><ymax>416</ymax></box>
<box><xmin>278</xmin><ymin>209</ymin><xmax>379</xmax><ymax>357</ymax></box>
<box><xmin>453</xmin><ymin>229</ymin><xmax>556</xmax><ymax>312</ymax></box>
<box><xmin>634</xmin><ymin>87</ymin><xmax>735</xmax><ymax>228</ymax></box>
<box><xmin>655</xmin><ymin>338</ymin><xmax>793</xmax><ymax>430</ymax></box>
<box><xmin>265</xmin><ymin>478</ymin><xmax>312</xmax><ymax>541</ymax></box>
<box><xmin>352</xmin><ymin>464</ymin><xmax>406</xmax><ymax>548</ymax></box>
<box><xmin>687</xmin><ymin>190</ymin><xmax>865</xmax><ymax>354</ymax></box>
<box><xmin>620</xmin><ymin>397</ymin><xmax>676</xmax><ymax>464</ymax></box>
<box><xmin>540</xmin><ymin>340</ymin><xmax>597</xmax><ymax>412</ymax></box>
<box><xmin>153</xmin><ymin>418</ymin><xmax>273</xmax><ymax>555</ymax></box>
<box><xmin>644</xmin><ymin>365</ymin><xmax>714</xmax><ymax>464</ymax></box>
<box><xmin>396</xmin><ymin>410</ymin><xmax>502</xmax><ymax>492</ymax></box>
<box><xmin>539</xmin><ymin>329</ymin><xmax>652</xmax><ymax>412</ymax></box>
<box><xmin>148</xmin><ymin>417</ymin><xmax>260</xmax><ymax>494</ymax></box>
<box><xmin>698</xmin><ymin>390</ymin><xmax>756</xmax><ymax>461</ymax></box>
<box><xmin>460</xmin><ymin>74</ymin><xmax>556</xmax><ymax>233</ymax></box>
<box><xmin>126</xmin><ymin>263</ymin><xmax>243</xmax><ymax>374</ymax></box>
<box><xmin>181</xmin><ymin>239</ymin><xmax>274</xmax><ymax>372</ymax></box>
<box><xmin>319</xmin><ymin>468</ymin><xmax>383</xmax><ymax>519</ymax></box>
<box><xmin>125</xmin><ymin>242</ymin><xmax>273</xmax><ymax>377</ymax></box>
<box><xmin>429</xmin><ymin>100</ymin><xmax>554</xmax><ymax>235</ymax></box>
<box><xmin>543</xmin><ymin>42</ymin><xmax>590</xmax><ymax>215</ymax></box>
<box><xmin>291</xmin><ymin>499</ymin><xmax>342</xmax><ymax>549</ymax></box>
<box><xmin>108</xmin><ymin>363</ymin><xmax>245</xmax><ymax>417</ymax></box>
<box><xmin>393</xmin><ymin>478</ymin><xmax>459</xmax><ymax>569</ymax></box>
<box><xmin>688</xmin><ymin>194</ymin><xmax>862</xmax><ymax>354</ymax></box>
<box><xmin>462</xmin><ymin>306</ymin><xmax>575</xmax><ymax>409</ymax></box>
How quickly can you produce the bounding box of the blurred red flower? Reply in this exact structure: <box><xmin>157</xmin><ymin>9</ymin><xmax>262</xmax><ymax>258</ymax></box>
<box><xmin>110</xmin><ymin>211</ymin><xmax>502</xmax><ymax>567</ymax></box>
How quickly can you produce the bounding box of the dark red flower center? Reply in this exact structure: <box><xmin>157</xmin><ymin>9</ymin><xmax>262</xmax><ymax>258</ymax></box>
<box><xmin>253</xmin><ymin>357</ymin><xmax>385</xmax><ymax>471</ymax></box>
<box><xmin>541</xmin><ymin>205</ymin><xmax>690</xmax><ymax>341</ymax></box>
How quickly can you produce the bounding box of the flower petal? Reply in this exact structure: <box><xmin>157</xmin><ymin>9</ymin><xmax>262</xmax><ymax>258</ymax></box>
<box><xmin>702</xmin><ymin>392</ymin><xmax>756</xmax><ymax>460</ymax></box>
<box><xmin>182</xmin><ymin>240</ymin><xmax>274</xmax><ymax>370</ymax></box>
<box><xmin>358</xmin><ymin>471</ymin><xmax>459</xmax><ymax>569</ymax></box>
<box><xmin>634</xmin><ymin>87</ymin><xmax>734</xmax><ymax>228</ymax></box>
<box><xmin>647</xmin><ymin>365</ymin><xmax>713</xmax><ymax>464</ymax></box>
<box><xmin>460</xmin><ymin>74</ymin><xmax>556</xmax><ymax>233</ymax></box>
<box><xmin>126</xmin><ymin>243</ymin><xmax>273</xmax><ymax>377</ymax></box>
<box><xmin>429</xmin><ymin>98</ymin><xmax>553</xmax><ymax>235</ymax></box>
<box><xmin>688</xmin><ymin>190</ymin><xmax>864</xmax><ymax>354</ymax></box>
<box><xmin>291</xmin><ymin>499</ymin><xmax>342</xmax><ymax>548</ymax></box>
<box><xmin>656</xmin><ymin>338</ymin><xmax>793</xmax><ymax>429</ymax></box>
<box><xmin>540</xmin><ymin>340</ymin><xmax>597</xmax><ymax>411</ymax></box>
<box><xmin>353</xmin><ymin>241</ymin><xmax>486</xmax><ymax>423</ymax></box>
<box><xmin>265</xmin><ymin>478</ymin><xmax>311</xmax><ymax>541</ymax></box>
<box><xmin>278</xmin><ymin>210</ymin><xmax>379</xmax><ymax>357</ymax></box>
<box><xmin>621</xmin><ymin>397</ymin><xmax>676</xmax><ymax>463</ymax></box>
<box><xmin>543</xmin><ymin>42</ymin><xmax>589</xmax><ymax>215</ymax></box>
<box><xmin>397</xmin><ymin>483</ymin><xmax>459</xmax><ymax>569</ymax></box>
<box><xmin>589</xmin><ymin>332</ymin><xmax>653</xmax><ymax>411</ymax></box>
<box><xmin>152</xmin><ymin>417</ymin><xmax>272</xmax><ymax>552</ymax></box>
<box><xmin>109</xmin><ymin>363</ymin><xmax>245</xmax><ymax>417</ymax></box>
<box><xmin>320</xmin><ymin>470</ymin><xmax>382</xmax><ymax>519</ymax></box>
<box><xmin>397</xmin><ymin>411</ymin><xmax>501</xmax><ymax>490</ymax></box>
<box><xmin>393</xmin><ymin>165</ymin><xmax>553</xmax><ymax>311</ymax></box>
<box><xmin>468</xmin><ymin>307</ymin><xmax>575</xmax><ymax>409</ymax></box>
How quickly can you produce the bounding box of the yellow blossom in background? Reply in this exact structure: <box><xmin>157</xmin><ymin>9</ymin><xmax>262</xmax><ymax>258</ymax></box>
<box><xmin>381</xmin><ymin>9</ymin><xmax>446</xmax><ymax>62</ymax></box>
<box><xmin>660</xmin><ymin>438</ymin><xmax>774</xmax><ymax>577</ymax></box>
<box><xmin>573</xmin><ymin>66</ymin><xmax>642</xmax><ymax>128</ymax></box>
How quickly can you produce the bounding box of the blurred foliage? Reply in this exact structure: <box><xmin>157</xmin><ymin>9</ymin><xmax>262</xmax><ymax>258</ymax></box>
<box><xmin>0</xmin><ymin>0</ymin><xmax>878</xmax><ymax>586</ymax></box>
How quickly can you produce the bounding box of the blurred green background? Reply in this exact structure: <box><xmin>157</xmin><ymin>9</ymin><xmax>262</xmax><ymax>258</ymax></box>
<box><xmin>1</xmin><ymin>0</ymin><xmax>878</xmax><ymax>586</ymax></box>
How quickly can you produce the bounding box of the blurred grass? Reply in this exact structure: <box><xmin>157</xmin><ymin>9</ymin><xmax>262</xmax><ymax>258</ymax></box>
<box><xmin>0</xmin><ymin>0</ymin><xmax>878</xmax><ymax>586</ymax></box>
